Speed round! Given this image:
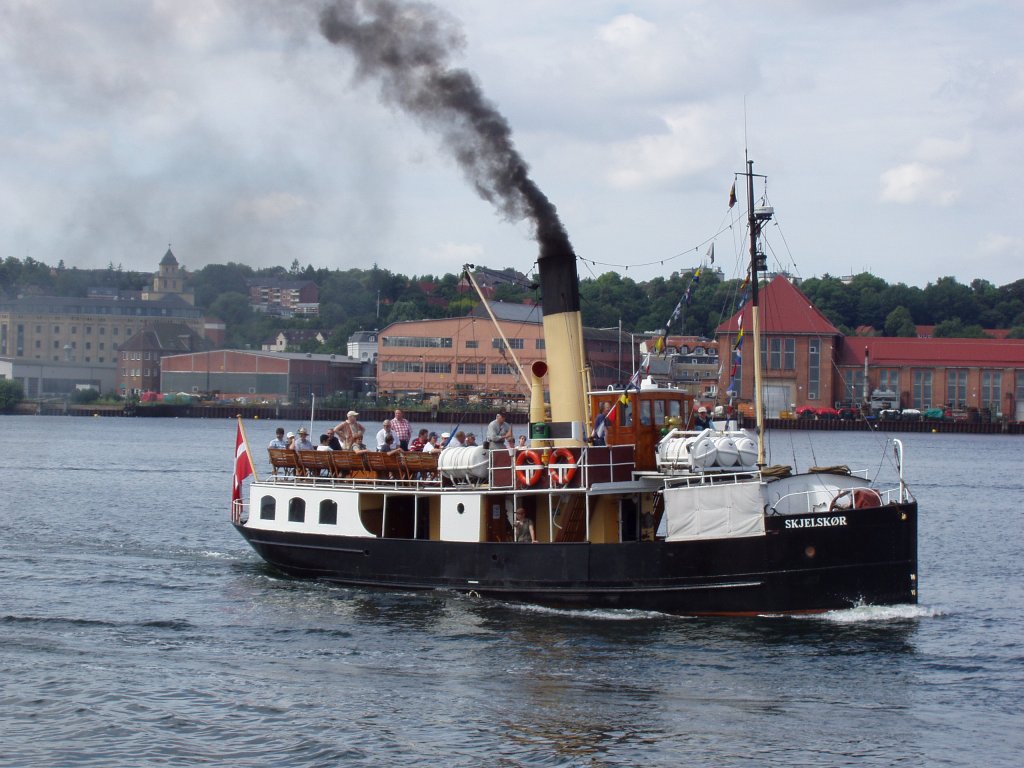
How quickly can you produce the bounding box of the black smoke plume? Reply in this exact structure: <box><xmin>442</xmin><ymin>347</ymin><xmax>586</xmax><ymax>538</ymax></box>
<box><xmin>318</xmin><ymin>0</ymin><xmax>575</xmax><ymax>268</ymax></box>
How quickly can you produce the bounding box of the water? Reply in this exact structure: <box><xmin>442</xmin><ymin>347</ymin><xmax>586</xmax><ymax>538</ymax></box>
<box><xmin>1</xmin><ymin>415</ymin><xmax>1021</xmax><ymax>767</ymax></box>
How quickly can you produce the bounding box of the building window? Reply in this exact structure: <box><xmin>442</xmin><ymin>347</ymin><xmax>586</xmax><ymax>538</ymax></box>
<box><xmin>491</xmin><ymin>363</ymin><xmax>514</xmax><ymax>375</ymax></box>
<box><xmin>465</xmin><ymin>340</ymin><xmax>478</xmax><ymax>349</ymax></box>
<box><xmin>783</xmin><ymin>339</ymin><xmax>795</xmax><ymax>370</ymax></box>
<box><xmin>807</xmin><ymin>341</ymin><xmax>819</xmax><ymax>400</ymax></box>
<box><xmin>535</xmin><ymin>339</ymin><xmax>545</xmax><ymax>350</ymax></box>
<box><xmin>980</xmin><ymin>370</ymin><xmax>1002</xmax><ymax>414</ymax></box>
<box><xmin>912</xmin><ymin>370</ymin><xmax>933</xmax><ymax>409</ymax></box>
<box><xmin>492</xmin><ymin>338</ymin><xmax>524</xmax><ymax>350</ymax></box>
<box><xmin>457</xmin><ymin>363</ymin><xmax>486</xmax><ymax>375</ymax></box>
<box><xmin>382</xmin><ymin>336</ymin><xmax>452</xmax><ymax>348</ymax></box>
<box><xmin>769</xmin><ymin>338</ymin><xmax>781</xmax><ymax>370</ymax></box>
<box><xmin>842</xmin><ymin>369</ymin><xmax>865</xmax><ymax>403</ymax></box>
<box><xmin>946</xmin><ymin>369</ymin><xmax>968</xmax><ymax>408</ymax></box>
<box><xmin>878</xmin><ymin>369</ymin><xmax>899</xmax><ymax>392</ymax></box>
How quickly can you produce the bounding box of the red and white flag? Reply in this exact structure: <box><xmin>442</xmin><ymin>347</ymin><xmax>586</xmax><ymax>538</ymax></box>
<box><xmin>232</xmin><ymin>418</ymin><xmax>255</xmax><ymax>511</ymax></box>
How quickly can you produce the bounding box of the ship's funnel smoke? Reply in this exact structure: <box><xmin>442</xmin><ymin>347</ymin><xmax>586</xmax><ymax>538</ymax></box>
<box><xmin>319</xmin><ymin>0</ymin><xmax>574</xmax><ymax>265</ymax></box>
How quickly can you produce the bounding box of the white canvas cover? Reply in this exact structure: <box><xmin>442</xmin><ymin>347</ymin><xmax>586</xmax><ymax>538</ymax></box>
<box><xmin>663</xmin><ymin>481</ymin><xmax>766</xmax><ymax>541</ymax></box>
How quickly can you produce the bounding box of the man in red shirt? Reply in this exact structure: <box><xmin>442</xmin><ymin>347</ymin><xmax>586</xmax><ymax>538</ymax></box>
<box><xmin>391</xmin><ymin>408</ymin><xmax>412</xmax><ymax>450</ymax></box>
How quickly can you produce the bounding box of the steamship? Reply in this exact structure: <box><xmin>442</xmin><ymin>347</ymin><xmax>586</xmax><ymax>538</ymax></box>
<box><xmin>229</xmin><ymin>162</ymin><xmax>918</xmax><ymax>616</ymax></box>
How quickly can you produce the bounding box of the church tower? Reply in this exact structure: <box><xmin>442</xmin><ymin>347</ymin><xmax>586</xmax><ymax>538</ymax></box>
<box><xmin>143</xmin><ymin>246</ymin><xmax>195</xmax><ymax>305</ymax></box>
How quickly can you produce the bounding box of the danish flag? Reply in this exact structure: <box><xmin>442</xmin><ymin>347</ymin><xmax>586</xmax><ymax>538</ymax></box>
<box><xmin>232</xmin><ymin>418</ymin><xmax>255</xmax><ymax>512</ymax></box>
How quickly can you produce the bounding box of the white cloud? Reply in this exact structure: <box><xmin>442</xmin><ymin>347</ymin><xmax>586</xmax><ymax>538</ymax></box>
<box><xmin>606</xmin><ymin>106</ymin><xmax>725</xmax><ymax>190</ymax></box>
<box><xmin>879</xmin><ymin>162</ymin><xmax>959</xmax><ymax>206</ymax></box>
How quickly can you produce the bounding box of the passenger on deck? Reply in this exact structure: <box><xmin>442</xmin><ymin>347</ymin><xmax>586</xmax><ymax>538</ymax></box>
<box><xmin>317</xmin><ymin>434</ymin><xmax>332</xmax><ymax>451</ymax></box>
<box><xmin>517</xmin><ymin>435</ymin><xmax>527</xmax><ymax>449</ymax></box>
<box><xmin>486</xmin><ymin>413</ymin><xmax>512</xmax><ymax>445</ymax></box>
<box><xmin>294</xmin><ymin>428</ymin><xmax>314</xmax><ymax>451</ymax></box>
<box><xmin>439</xmin><ymin>432</ymin><xmax>451</xmax><ymax>448</ymax></box>
<box><xmin>513</xmin><ymin>507</ymin><xmax>536</xmax><ymax>543</ymax></box>
<box><xmin>464</xmin><ymin>433</ymin><xmax>477</xmax><ymax>447</ymax></box>
<box><xmin>410</xmin><ymin>428</ymin><xmax>430</xmax><ymax>451</ymax></box>
<box><xmin>390</xmin><ymin>409</ymin><xmax>412</xmax><ymax>450</ymax></box>
<box><xmin>376</xmin><ymin>419</ymin><xmax>393</xmax><ymax>451</ymax></box>
<box><xmin>327</xmin><ymin>429</ymin><xmax>344</xmax><ymax>450</ymax></box>
<box><xmin>422</xmin><ymin>433</ymin><xmax>440</xmax><ymax>453</ymax></box>
<box><xmin>334</xmin><ymin>410</ymin><xmax>365</xmax><ymax>449</ymax></box>
<box><xmin>591</xmin><ymin>402</ymin><xmax>610</xmax><ymax>446</ymax></box>
<box><xmin>694</xmin><ymin>406</ymin><xmax>713</xmax><ymax>430</ymax></box>
<box><xmin>445</xmin><ymin>431</ymin><xmax>466</xmax><ymax>449</ymax></box>
<box><xmin>269</xmin><ymin>427</ymin><xmax>288</xmax><ymax>449</ymax></box>
<box><xmin>285</xmin><ymin>431</ymin><xmax>296</xmax><ymax>449</ymax></box>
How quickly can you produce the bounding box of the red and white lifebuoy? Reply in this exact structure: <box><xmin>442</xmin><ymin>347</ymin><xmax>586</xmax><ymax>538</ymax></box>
<box><xmin>548</xmin><ymin>448</ymin><xmax>577</xmax><ymax>486</ymax></box>
<box><xmin>515</xmin><ymin>450</ymin><xmax>543</xmax><ymax>486</ymax></box>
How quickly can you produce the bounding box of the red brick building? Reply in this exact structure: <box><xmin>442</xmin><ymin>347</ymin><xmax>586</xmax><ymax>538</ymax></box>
<box><xmin>375</xmin><ymin>302</ymin><xmax>626</xmax><ymax>404</ymax></box>
<box><xmin>717</xmin><ymin>275</ymin><xmax>1024</xmax><ymax>419</ymax></box>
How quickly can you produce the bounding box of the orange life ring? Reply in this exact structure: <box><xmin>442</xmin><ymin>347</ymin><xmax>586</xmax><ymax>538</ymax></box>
<box><xmin>515</xmin><ymin>450</ymin><xmax>543</xmax><ymax>486</ymax></box>
<box><xmin>548</xmin><ymin>448</ymin><xmax>577</xmax><ymax>486</ymax></box>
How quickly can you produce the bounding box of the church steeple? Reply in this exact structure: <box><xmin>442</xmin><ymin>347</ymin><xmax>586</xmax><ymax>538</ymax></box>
<box><xmin>143</xmin><ymin>244</ymin><xmax>195</xmax><ymax>305</ymax></box>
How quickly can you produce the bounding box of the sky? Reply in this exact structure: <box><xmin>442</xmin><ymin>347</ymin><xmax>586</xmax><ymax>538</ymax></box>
<box><xmin>2</xmin><ymin>0</ymin><xmax>1022</xmax><ymax>289</ymax></box>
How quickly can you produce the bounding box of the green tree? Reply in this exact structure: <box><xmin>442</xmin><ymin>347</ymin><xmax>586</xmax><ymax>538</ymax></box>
<box><xmin>0</xmin><ymin>379</ymin><xmax>24</xmax><ymax>410</ymax></box>
<box><xmin>932</xmin><ymin>318</ymin><xmax>987</xmax><ymax>338</ymax></box>
<box><xmin>884</xmin><ymin>307</ymin><xmax>917</xmax><ymax>337</ymax></box>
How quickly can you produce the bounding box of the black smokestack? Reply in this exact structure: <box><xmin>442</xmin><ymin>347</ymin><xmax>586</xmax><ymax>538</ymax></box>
<box><xmin>318</xmin><ymin>0</ymin><xmax>579</xmax><ymax>314</ymax></box>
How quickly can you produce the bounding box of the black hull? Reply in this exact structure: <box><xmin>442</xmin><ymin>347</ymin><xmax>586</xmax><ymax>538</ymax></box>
<box><xmin>234</xmin><ymin>501</ymin><xmax>917</xmax><ymax>616</ymax></box>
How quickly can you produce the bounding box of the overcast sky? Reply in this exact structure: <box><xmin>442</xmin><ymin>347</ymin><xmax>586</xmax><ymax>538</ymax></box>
<box><xmin>2</xmin><ymin>0</ymin><xmax>1021</xmax><ymax>289</ymax></box>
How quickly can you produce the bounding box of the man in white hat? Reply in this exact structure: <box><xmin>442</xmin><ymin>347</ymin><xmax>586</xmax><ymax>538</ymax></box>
<box><xmin>334</xmin><ymin>410</ymin><xmax>365</xmax><ymax>449</ymax></box>
<box><xmin>694</xmin><ymin>405</ymin><xmax>713</xmax><ymax>430</ymax></box>
<box><xmin>293</xmin><ymin>427</ymin><xmax>314</xmax><ymax>451</ymax></box>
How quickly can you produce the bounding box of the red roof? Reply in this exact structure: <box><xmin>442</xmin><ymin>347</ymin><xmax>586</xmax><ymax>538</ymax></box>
<box><xmin>716</xmin><ymin>275</ymin><xmax>840</xmax><ymax>335</ymax></box>
<box><xmin>838</xmin><ymin>337</ymin><xmax>1024</xmax><ymax>367</ymax></box>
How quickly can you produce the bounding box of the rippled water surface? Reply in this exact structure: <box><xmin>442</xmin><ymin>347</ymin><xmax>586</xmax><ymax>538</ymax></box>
<box><xmin>1</xmin><ymin>415</ymin><xmax>1021</xmax><ymax>766</ymax></box>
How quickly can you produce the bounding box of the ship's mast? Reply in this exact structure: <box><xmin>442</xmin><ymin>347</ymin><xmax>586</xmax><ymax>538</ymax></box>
<box><xmin>745</xmin><ymin>156</ymin><xmax>770</xmax><ymax>466</ymax></box>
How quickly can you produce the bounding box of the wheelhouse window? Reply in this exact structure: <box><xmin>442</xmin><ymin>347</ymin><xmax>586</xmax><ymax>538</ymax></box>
<box><xmin>288</xmin><ymin>498</ymin><xmax>306</xmax><ymax>523</ymax></box>
<box><xmin>319</xmin><ymin>500</ymin><xmax>338</xmax><ymax>525</ymax></box>
<box><xmin>260</xmin><ymin>495</ymin><xmax>276</xmax><ymax>520</ymax></box>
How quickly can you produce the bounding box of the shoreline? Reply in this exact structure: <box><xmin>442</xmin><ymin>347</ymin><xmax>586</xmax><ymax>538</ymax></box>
<box><xmin>12</xmin><ymin>402</ymin><xmax>1023</xmax><ymax>434</ymax></box>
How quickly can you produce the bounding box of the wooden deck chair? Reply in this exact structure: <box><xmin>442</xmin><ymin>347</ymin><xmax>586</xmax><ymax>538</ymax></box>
<box><xmin>363</xmin><ymin>450</ymin><xmax>402</xmax><ymax>479</ymax></box>
<box><xmin>298</xmin><ymin>450</ymin><xmax>334</xmax><ymax>478</ymax></box>
<box><xmin>268</xmin><ymin>448</ymin><xmax>303</xmax><ymax>476</ymax></box>
<box><xmin>329</xmin><ymin>450</ymin><xmax>370</xmax><ymax>479</ymax></box>
<box><xmin>402</xmin><ymin>451</ymin><xmax>439</xmax><ymax>482</ymax></box>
